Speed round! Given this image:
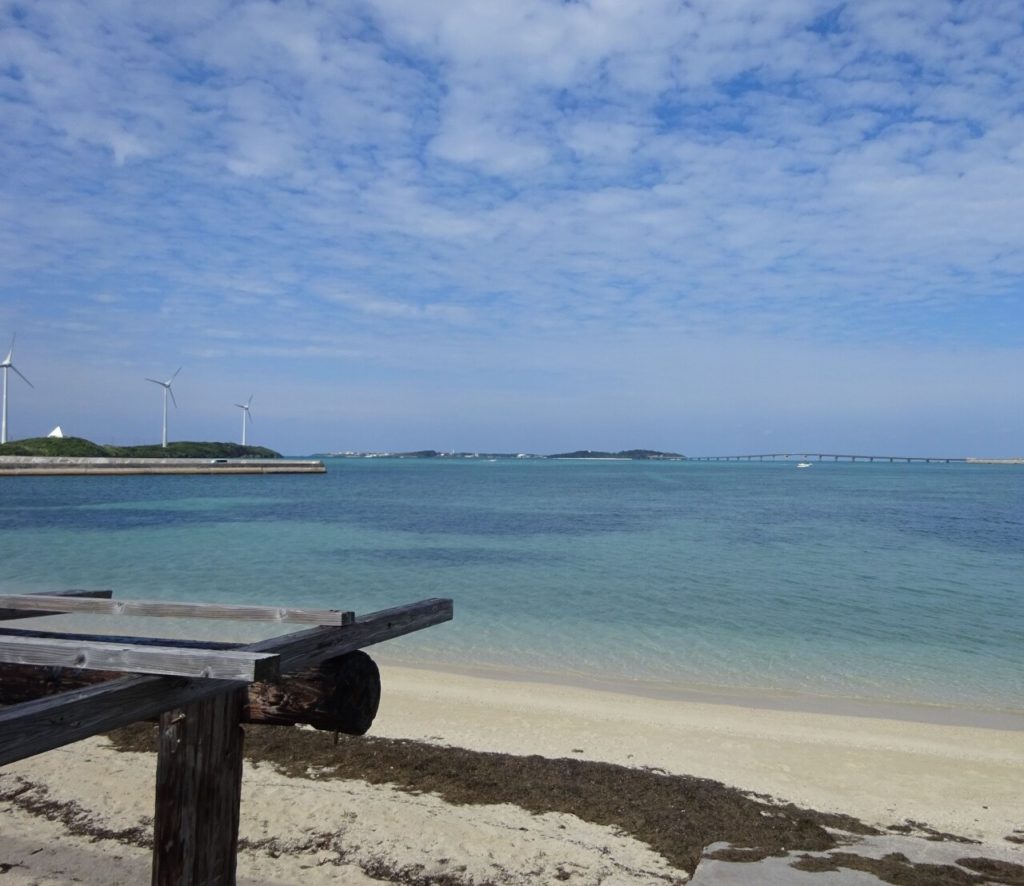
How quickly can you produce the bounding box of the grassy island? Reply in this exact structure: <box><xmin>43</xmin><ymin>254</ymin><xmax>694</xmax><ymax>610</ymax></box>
<box><xmin>0</xmin><ymin>436</ymin><xmax>281</xmax><ymax>459</ymax></box>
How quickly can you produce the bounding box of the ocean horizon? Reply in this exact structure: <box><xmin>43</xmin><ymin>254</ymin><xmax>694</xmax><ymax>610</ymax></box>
<box><xmin>1</xmin><ymin>458</ymin><xmax>1021</xmax><ymax>718</ymax></box>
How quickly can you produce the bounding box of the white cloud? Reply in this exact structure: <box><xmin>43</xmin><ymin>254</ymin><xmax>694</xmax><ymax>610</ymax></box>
<box><xmin>0</xmin><ymin>0</ymin><xmax>1021</xmax><ymax>451</ymax></box>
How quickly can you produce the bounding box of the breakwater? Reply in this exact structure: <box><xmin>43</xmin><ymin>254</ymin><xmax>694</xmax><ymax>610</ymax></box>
<box><xmin>0</xmin><ymin>457</ymin><xmax>325</xmax><ymax>475</ymax></box>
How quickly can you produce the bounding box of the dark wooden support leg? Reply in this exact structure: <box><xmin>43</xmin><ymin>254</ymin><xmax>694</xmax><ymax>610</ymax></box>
<box><xmin>152</xmin><ymin>687</ymin><xmax>247</xmax><ymax>886</ymax></box>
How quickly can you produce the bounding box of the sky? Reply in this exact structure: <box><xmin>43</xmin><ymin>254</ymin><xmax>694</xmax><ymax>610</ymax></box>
<box><xmin>1</xmin><ymin>0</ymin><xmax>1022</xmax><ymax>456</ymax></box>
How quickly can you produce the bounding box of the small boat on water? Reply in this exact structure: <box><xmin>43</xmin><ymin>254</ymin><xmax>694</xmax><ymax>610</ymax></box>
<box><xmin>797</xmin><ymin>462</ymin><xmax>812</xmax><ymax>468</ymax></box>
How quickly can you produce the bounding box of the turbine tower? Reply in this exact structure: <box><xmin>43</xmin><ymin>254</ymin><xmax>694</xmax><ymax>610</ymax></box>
<box><xmin>235</xmin><ymin>395</ymin><xmax>253</xmax><ymax>446</ymax></box>
<box><xmin>145</xmin><ymin>367</ymin><xmax>180</xmax><ymax>448</ymax></box>
<box><xmin>1</xmin><ymin>334</ymin><xmax>33</xmax><ymax>445</ymax></box>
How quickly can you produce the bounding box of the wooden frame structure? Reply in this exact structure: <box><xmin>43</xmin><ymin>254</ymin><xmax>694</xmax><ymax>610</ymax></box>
<box><xmin>0</xmin><ymin>589</ymin><xmax>453</xmax><ymax>884</ymax></box>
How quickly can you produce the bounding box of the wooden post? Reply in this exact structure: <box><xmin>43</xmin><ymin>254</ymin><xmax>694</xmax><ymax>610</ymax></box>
<box><xmin>152</xmin><ymin>687</ymin><xmax>247</xmax><ymax>886</ymax></box>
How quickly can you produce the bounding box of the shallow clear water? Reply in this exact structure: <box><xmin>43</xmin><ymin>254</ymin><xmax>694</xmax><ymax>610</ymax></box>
<box><xmin>1</xmin><ymin>459</ymin><xmax>1021</xmax><ymax>711</ymax></box>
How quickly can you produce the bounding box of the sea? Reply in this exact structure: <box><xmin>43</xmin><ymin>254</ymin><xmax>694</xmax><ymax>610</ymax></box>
<box><xmin>1</xmin><ymin>458</ymin><xmax>1021</xmax><ymax>719</ymax></box>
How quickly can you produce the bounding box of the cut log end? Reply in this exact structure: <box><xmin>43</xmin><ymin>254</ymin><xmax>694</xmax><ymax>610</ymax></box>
<box><xmin>246</xmin><ymin>650</ymin><xmax>381</xmax><ymax>735</ymax></box>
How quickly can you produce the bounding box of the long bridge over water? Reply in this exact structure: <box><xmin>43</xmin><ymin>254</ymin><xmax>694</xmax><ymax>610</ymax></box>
<box><xmin>688</xmin><ymin>453</ymin><xmax>967</xmax><ymax>464</ymax></box>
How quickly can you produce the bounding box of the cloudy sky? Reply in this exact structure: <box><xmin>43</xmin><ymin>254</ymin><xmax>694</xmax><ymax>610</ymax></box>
<box><xmin>2</xmin><ymin>0</ymin><xmax>1021</xmax><ymax>455</ymax></box>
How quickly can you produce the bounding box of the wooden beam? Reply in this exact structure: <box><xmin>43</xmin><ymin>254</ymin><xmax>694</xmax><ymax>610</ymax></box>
<box><xmin>0</xmin><ymin>671</ymin><xmax>242</xmax><ymax>767</ymax></box>
<box><xmin>151</xmin><ymin>688</ymin><xmax>247</xmax><ymax>886</ymax></box>
<box><xmin>249</xmin><ymin>597</ymin><xmax>453</xmax><ymax>672</ymax></box>
<box><xmin>0</xmin><ymin>651</ymin><xmax>381</xmax><ymax>735</ymax></box>
<box><xmin>0</xmin><ymin>635</ymin><xmax>280</xmax><ymax>682</ymax></box>
<box><xmin>0</xmin><ymin>594</ymin><xmax>354</xmax><ymax>625</ymax></box>
<box><xmin>0</xmin><ymin>626</ymin><xmax>241</xmax><ymax>650</ymax></box>
<box><xmin>0</xmin><ymin>596</ymin><xmax>452</xmax><ymax>666</ymax></box>
<box><xmin>0</xmin><ymin>598</ymin><xmax>452</xmax><ymax>766</ymax></box>
<box><xmin>0</xmin><ymin>589</ymin><xmax>113</xmax><ymax>621</ymax></box>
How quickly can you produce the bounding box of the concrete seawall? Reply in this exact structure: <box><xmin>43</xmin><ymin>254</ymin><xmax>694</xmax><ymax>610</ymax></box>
<box><xmin>0</xmin><ymin>457</ymin><xmax>326</xmax><ymax>475</ymax></box>
<box><xmin>964</xmin><ymin>458</ymin><xmax>1024</xmax><ymax>465</ymax></box>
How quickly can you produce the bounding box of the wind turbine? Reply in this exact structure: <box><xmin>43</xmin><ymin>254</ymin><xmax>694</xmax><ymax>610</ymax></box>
<box><xmin>235</xmin><ymin>395</ymin><xmax>253</xmax><ymax>446</ymax></box>
<box><xmin>145</xmin><ymin>367</ymin><xmax>180</xmax><ymax>448</ymax></box>
<box><xmin>1</xmin><ymin>334</ymin><xmax>33</xmax><ymax>445</ymax></box>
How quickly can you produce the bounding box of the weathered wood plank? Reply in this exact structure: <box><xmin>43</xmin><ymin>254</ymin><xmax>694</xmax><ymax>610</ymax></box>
<box><xmin>0</xmin><ymin>596</ymin><xmax>452</xmax><ymax>665</ymax></box>
<box><xmin>151</xmin><ymin>687</ymin><xmax>247</xmax><ymax>886</ymax></box>
<box><xmin>249</xmin><ymin>597</ymin><xmax>453</xmax><ymax>672</ymax></box>
<box><xmin>0</xmin><ymin>594</ymin><xmax>354</xmax><ymax>625</ymax></box>
<box><xmin>0</xmin><ymin>598</ymin><xmax>452</xmax><ymax>765</ymax></box>
<box><xmin>0</xmin><ymin>589</ymin><xmax>113</xmax><ymax>621</ymax></box>
<box><xmin>0</xmin><ymin>651</ymin><xmax>381</xmax><ymax>735</ymax></box>
<box><xmin>0</xmin><ymin>673</ymin><xmax>245</xmax><ymax>767</ymax></box>
<box><xmin>0</xmin><ymin>626</ymin><xmax>240</xmax><ymax>650</ymax></box>
<box><xmin>0</xmin><ymin>635</ymin><xmax>280</xmax><ymax>681</ymax></box>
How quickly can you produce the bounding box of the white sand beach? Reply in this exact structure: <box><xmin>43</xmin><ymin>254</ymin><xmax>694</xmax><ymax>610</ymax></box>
<box><xmin>372</xmin><ymin>664</ymin><xmax>1024</xmax><ymax>844</ymax></box>
<box><xmin>1</xmin><ymin>663</ymin><xmax>1022</xmax><ymax>884</ymax></box>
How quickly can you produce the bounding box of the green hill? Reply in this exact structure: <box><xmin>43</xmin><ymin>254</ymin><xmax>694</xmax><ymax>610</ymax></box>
<box><xmin>0</xmin><ymin>437</ymin><xmax>281</xmax><ymax>459</ymax></box>
<box><xmin>0</xmin><ymin>436</ymin><xmax>110</xmax><ymax>457</ymax></box>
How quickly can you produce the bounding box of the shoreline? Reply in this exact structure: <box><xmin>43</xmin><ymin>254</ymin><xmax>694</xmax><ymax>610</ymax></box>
<box><xmin>368</xmin><ymin>661</ymin><xmax>1024</xmax><ymax>845</ymax></box>
<box><xmin>374</xmin><ymin>653</ymin><xmax>1024</xmax><ymax>732</ymax></box>
<box><xmin>2</xmin><ymin>660</ymin><xmax>1022</xmax><ymax>883</ymax></box>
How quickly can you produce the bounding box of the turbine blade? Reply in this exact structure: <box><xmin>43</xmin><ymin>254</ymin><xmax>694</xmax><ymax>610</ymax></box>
<box><xmin>247</xmin><ymin>394</ymin><xmax>253</xmax><ymax>408</ymax></box>
<box><xmin>168</xmin><ymin>386</ymin><xmax>178</xmax><ymax>408</ymax></box>
<box><xmin>169</xmin><ymin>366</ymin><xmax>181</xmax><ymax>383</ymax></box>
<box><xmin>11</xmin><ymin>365</ymin><xmax>33</xmax><ymax>388</ymax></box>
<box><xmin>145</xmin><ymin>377</ymin><xmax>164</xmax><ymax>386</ymax></box>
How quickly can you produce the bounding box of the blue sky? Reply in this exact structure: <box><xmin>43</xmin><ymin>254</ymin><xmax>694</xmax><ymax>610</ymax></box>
<box><xmin>2</xmin><ymin>0</ymin><xmax>1021</xmax><ymax>455</ymax></box>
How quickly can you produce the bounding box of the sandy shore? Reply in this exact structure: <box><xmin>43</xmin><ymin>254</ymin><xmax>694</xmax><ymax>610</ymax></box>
<box><xmin>371</xmin><ymin>663</ymin><xmax>1024</xmax><ymax>843</ymax></box>
<box><xmin>2</xmin><ymin>663</ymin><xmax>1022</xmax><ymax>884</ymax></box>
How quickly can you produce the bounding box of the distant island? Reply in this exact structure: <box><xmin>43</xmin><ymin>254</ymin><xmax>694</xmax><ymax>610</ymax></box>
<box><xmin>547</xmin><ymin>449</ymin><xmax>685</xmax><ymax>460</ymax></box>
<box><xmin>0</xmin><ymin>436</ymin><xmax>282</xmax><ymax>459</ymax></box>
<box><xmin>316</xmin><ymin>448</ymin><xmax>686</xmax><ymax>460</ymax></box>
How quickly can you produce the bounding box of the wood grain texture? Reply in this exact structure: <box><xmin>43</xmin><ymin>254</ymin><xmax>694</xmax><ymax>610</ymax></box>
<box><xmin>0</xmin><ymin>635</ymin><xmax>280</xmax><ymax>681</ymax></box>
<box><xmin>0</xmin><ymin>651</ymin><xmax>380</xmax><ymax>735</ymax></box>
<box><xmin>0</xmin><ymin>626</ymin><xmax>241</xmax><ymax>650</ymax></box>
<box><xmin>0</xmin><ymin>589</ymin><xmax>113</xmax><ymax>621</ymax></box>
<box><xmin>151</xmin><ymin>688</ymin><xmax>247</xmax><ymax>886</ymax></box>
<box><xmin>245</xmin><ymin>651</ymin><xmax>380</xmax><ymax>734</ymax></box>
<box><xmin>0</xmin><ymin>598</ymin><xmax>452</xmax><ymax>765</ymax></box>
<box><xmin>250</xmin><ymin>597</ymin><xmax>454</xmax><ymax>672</ymax></box>
<box><xmin>0</xmin><ymin>673</ymin><xmax>243</xmax><ymax>767</ymax></box>
<box><xmin>0</xmin><ymin>594</ymin><xmax>354</xmax><ymax>625</ymax></box>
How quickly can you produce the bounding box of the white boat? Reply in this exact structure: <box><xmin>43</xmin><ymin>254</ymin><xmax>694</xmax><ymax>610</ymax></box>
<box><xmin>797</xmin><ymin>462</ymin><xmax>812</xmax><ymax>468</ymax></box>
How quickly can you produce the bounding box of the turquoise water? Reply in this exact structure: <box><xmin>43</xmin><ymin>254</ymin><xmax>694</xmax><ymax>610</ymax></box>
<box><xmin>1</xmin><ymin>459</ymin><xmax>1021</xmax><ymax>711</ymax></box>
